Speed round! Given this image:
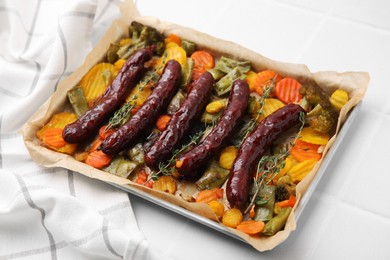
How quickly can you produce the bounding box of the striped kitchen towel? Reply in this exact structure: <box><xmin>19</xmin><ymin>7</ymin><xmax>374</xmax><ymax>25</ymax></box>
<box><xmin>0</xmin><ymin>0</ymin><xmax>167</xmax><ymax>259</ymax></box>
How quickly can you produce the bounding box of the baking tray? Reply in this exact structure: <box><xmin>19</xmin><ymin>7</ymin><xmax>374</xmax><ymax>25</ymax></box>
<box><xmin>108</xmin><ymin>102</ymin><xmax>362</xmax><ymax>243</ymax></box>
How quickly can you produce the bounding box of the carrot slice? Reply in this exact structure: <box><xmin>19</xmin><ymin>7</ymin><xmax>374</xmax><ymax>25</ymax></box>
<box><xmin>196</xmin><ymin>189</ymin><xmax>218</xmax><ymax>204</ymax></box>
<box><xmin>290</xmin><ymin>140</ymin><xmax>322</xmax><ymax>162</ymax></box>
<box><xmin>156</xmin><ymin>114</ymin><xmax>172</xmax><ymax>131</ymax></box>
<box><xmin>276</xmin><ymin>195</ymin><xmax>297</xmax><ymax>208</ymax></box>
<box><xmin>164</xmin><ymin>33</ymin><xmax>181</xmax><ymax>46</ymax></box>
<box><xmin>99</xmin><ymin>125</ymin><xmax>115</xmax><ymax>139</ymax></box>
<box><xmin>236</xmin><ymin>220</ymin><xmax>265</xmax><ymax>235</ymax></box>
<box><xmin>85</xmin><ymin>150</ymin><xmax>112</xmax><ymax>169</ymax></box>
<box><xmin>43</xmin><ymin>128</ymin><xmax>66</xmax><ymax>148</ymax></box>
<box><xmin>275</xmin><ymin>77</ymin><xmax>302</xmax><ymax>104</ymax></box>
<box><xmin>255</xmin><ymin>70</ymin><xmax>282</xmax><ymax>95</ymax></box>
<box><xmin>212</xmin><ymin>188</ymin><xmax>224</xmax><ymax>199</ymax></box>
<box><xmin>190</xmin><ymin>50</ymin><xmax>215</xmax><ymax>81</ymax></box>
<box><xmin>89</xmin><ymin>138</ymin><xmax>103</xmax><ymax>153</ymax></box>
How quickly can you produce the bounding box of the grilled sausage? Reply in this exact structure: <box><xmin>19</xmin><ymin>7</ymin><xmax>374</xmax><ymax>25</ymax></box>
<box><xmin>176</xmin><ymin>79</ymin><xmax>250</xmax><ymax>179</ymax></box>
<box><xmin>145</xmin><ymin>71</ymin><xmax>215</xmax><ymax>169</ymax></box>
<box><xmin>62</xmin><ymin>47</ymin><xmax>153</xmax><ymax>143</ymax></box>
<box><xmin>226</xmin><ymin>103</ymin><xmax>305</xmax><ymax>209</ymax></box>
<box><xmin>100</xmin><ymin>60</ymin><xmax>182</xmax><ymax>155</ymax></box>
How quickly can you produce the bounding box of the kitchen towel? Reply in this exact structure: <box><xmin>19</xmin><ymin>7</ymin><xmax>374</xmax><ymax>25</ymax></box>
<box><xmin>0</xmin><ymin>0</ymin><xmax>166</xmax><ymax>259</ymax></box>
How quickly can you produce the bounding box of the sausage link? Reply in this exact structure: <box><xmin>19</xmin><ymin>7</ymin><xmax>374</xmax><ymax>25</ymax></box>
<box><xmin>176</xmin><ymin>79</ymin><xmax>250</xmax><ymax>179</ymax></box>
<box><xmin>62</xmin><ymin>47</ymin><xmax>153</xmax><ymax>143</ymax></box>
<box><xmin>145</xmin><ymin>71</ymin><xmax>215</xmax><ymax>169</ymax></box>
<box><xmin>100</xmin><ymin>60</ymin><xmax>182</xmax><ymax>155</ymax></box>
<box><xmin>226</xmin><ymin>103</ymin><xmax>305</xmax><ymax>209</ymax></box>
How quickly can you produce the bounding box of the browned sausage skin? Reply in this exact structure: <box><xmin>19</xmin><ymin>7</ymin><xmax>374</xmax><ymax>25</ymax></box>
<box><xmin>226</xmin><ymin>103</ymin><xmax>305</xmax><ymax>209</ymax></box>
<box><xmin>176</xmin><ymin>79</ymin><xmax>250</xmax><ymax>179</ymax></box>
<box><xmin>145</xmin><ymin>71</ymin><xmax>215</xmax><ymax>170</ymax></box>
<box><xmin>62</xmin><ymin>47</ymin><xmax>153</xmax><ymax>144</ymax></box>
<box><xmin>100</xmin><ymin>60</ymin><xmax>182</xmax><ymax>155</ymax></box>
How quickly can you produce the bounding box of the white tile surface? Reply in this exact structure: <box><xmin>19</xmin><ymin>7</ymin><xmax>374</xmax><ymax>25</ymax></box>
<box><xmin>130</xmin><ymin>0</ymin><xmax>390</xmax><ymax>258</ymax></box>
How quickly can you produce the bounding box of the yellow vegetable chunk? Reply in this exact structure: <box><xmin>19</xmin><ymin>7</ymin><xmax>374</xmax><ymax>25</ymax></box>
<box><xmin>36</xmin><ymin>112</ymin><xmax>78</xmax><ymax>155</ymax></box>
<box><xmin>222</xmin><ymin>208</ymin><xmax>243</xmax><ymax>228</ymax></box>
<box><xmin>208</xmin><ymin>200</ymin><xmax>225</xmax><ymax>219</ymax></box>
<box><xmin>287</xmin><ymin>159</ymin><xmax>317</xmax><ymax>182</ymax></box>
<box><xmin>274</xmin><ymin>155</ymin><xmax>298</xmax><ymax>181</ymax></box>
<box><xmin>114</xmin><ymin>59</ymin><xmax>126</xmax><ymax>76</ymax></box>
<box><xmin>245</xmin><ymin>71</ymin><xmax>259</xmax><ymax>92</ymax></box>
<box><xmin>219</xmin><ymin>146</ymin><xmax>238</xmax><ymax>170</ymax></box>
<box><xmin>330</xmin><ymin>89</ymin><xmax>349</xmax><ymax>110</ymax></box>
<box><xmin>153</xmin><ymin>176</ymin><xmax>177</xmax><ymax>194</ymax></box>
<box><xmin>155</xmin><ymin>43</ymin><xmax>187</xmax><ymax>74</ymax></box>
<box><xmin>254</xmin><ymin>98</ymin><xmax>285</xmax><ymax>122</ymax></box>
<box><xmin>79</xmin><ymin>63</ymin><xmax>116</xmax><ymax>106</ymax></box>
<box><xmin>299</xmin><ymin>127</ymin><xmax>330</xmax><ymax>145</ymax></box>
<box><xmin>206</xmin><ymin>100</ymin><xmax>225</xmax><ymax>114</ymax></box>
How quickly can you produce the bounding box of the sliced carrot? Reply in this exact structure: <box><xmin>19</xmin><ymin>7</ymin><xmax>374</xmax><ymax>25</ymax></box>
<box><xmin>85</xmin><ymin>150</ymin><xmax>112</xmax><ymax>169</ymax></box>
<box><xmin>276</xmin><ymin>195</ymin><xmax>297</xmax><ymax>208</ymax></box>
<box><xmin>43</xmin><ymin>128</ymin><xmax>66</xmax><ymax>148</ymax></box>
<box><xmin>190</xmin><ymin>50</ymin><xmax>215</xmax><ymax>81</ymax></box>
<box><xmin>249</xmin><ymin>205</ymin><xmax>256</xmax><ymax>219</ymax></box>
<box><xmin>212</xmin><ymin>188</ymin><xmax>224</xmax><ymax>199</ymax></box>
<box><xmin>275</xmin><ymin>77</ymin><xmax>302</xmax><ymax>104</ymax></box>
<box><xmin>196</xmin><ymin>189</ymin><xmax>218</xmax><ymax>204</ymax></box>
<box><xmin>236</xmin><ymin>220</ymin><xmax>265</xmax><ymax>235</ymax></box>
<box><xmin>89</xmin><ymin>138</ymin><xmax>103</xmax><ymax>153</ymax></box>
<box><xmin>99</xmin><ymin>125</ymin><xmax>115</xmax><ymax>140</ymax></box>
<box><xmin>164</xmin><ymin>33</ymin><xmax>181</xmax><ymax>46</ymax></box>
<box><xmin>290</xmin><ymin>140</ymin><xmax>322</xmax><ymax>162</ymax></box>
<box><xmin>156</xmin><ymin>114</ymin><xmax>171</xmax><ymax>131</ymax></box>
<box><xmin>255</xmin><ymin>70</ymin><xmax>282</xmax><ymax>95</ymax></box>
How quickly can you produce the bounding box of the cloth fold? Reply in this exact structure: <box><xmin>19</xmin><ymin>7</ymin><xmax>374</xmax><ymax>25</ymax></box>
<box><xmin>0</xmin><ymin>0</ymin><xmax>164</xmax><ymax>259</ymax></box>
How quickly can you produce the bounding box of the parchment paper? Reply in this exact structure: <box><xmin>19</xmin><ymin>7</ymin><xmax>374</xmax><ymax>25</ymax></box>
<box><xmin>21</xmin><ymin>0</ymin><xmax>369</xmax><ymax>252</ymax></box>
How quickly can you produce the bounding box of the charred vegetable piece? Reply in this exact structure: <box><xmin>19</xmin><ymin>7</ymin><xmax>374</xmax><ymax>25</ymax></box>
<box><xmin>167</xmin><ymin>89</ymin><xmax>185</xmax><ymax>115</ymax></box>
<box><xmin>103</xmin><ymin>155</ymin><xmax>138</xmax><ymax>178</ymax></box>
<box><xmin>180</xmin><ymin>39</ymin><xmax>196</xmax><ymax>56</ymax></box>
<box><xmin>216</xmin><ymin>56</ymin><xmax>251</xmax><ymax>74</ymax></box>
<box><xmin>117</xmin><ymin>21</ymin><xmax>164</xmax><ymax>59</ymax></box>
<box><xmin>262</xmin><ymin>207</ymin><xmax>292</xmax><ymax>236</ymax></box>
<box><xmin>196</xmin><ymin>161</ymin><xmax>230</xmax><ymax>190</ymax></box>
<box><xmin>215</xmin><ymin>67</ymin><xmax>247</xmax><ymax>96</ymax></box>
<box><xmin>128</xmin><ymin>143</ymin><xmax>145</xmax><ymax>164</ymax></box>
<box><xmin>67</xmin><ymin>86</ymin><xmax>88</xmax><ymax>118</ymax></box>
<box><xmin>275</xmin><ymin>184</ymin><xmax>291</xmax><ymax>202</ymax></box>
<box><xmin>106</xmin><ymin>43</ymin><xmax>120</xmax><ymax>64</ymax></box>
<box><xmin>300</xmin><ymin>82</ymin><xmax>339</xmax><ymax>134</ymax></box>
<box><xmin>181</xmin><ymin>58</ymin><xmax>194</xmax><ymax>88</ymax></box>
<box><xmin>254</xmin><ymin>185</ymin><xmax>275</xmax><ymax>222</ymax></box>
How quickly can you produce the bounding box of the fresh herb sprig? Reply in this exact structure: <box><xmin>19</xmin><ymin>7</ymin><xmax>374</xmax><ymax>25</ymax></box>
<box><xmin>105</xmin><ymin>70</ymin><xmax>159</xmax><ymax>132</ymax></box>
<box><xmin>151</xmin><ymin>120</ymin><xmax>217</xmax><ymax>180</ymax></box>
<box><xmin>244</xmin><ymin>111</ymin><xmax>306</xmax><ymax>214</ymax></box>
<box><xmin>237</xmin><ymin>77</ymin><xmax>277</xmax><ymax>147</ymax></box>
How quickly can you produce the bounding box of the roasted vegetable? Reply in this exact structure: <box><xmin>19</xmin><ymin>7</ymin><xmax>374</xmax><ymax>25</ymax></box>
<box><xmin>167</xmin><ymin>89</ymin><xmax>185</xmax><ymax>115</ymax></box>
<box><xmin>103</xmin><ymin>155</ymin><xmax>137</xmax><ymax>178</ymax></box>
<box><xmin>117</xmin><ymin>21</ymin><xmax>164</xmax><ymax>59</ymax></box>
<box><xmin>330</xmin><ymin>89</ymin><xmax>349</xmax><ymax>110</ymax></box>
<box><xmin>262</xmin><ymin>207</ymin><xmax>292</xmax><ymax>236</ymax></box>
<box><xmin>275</xmin><ymin>185</ymin><xmax>290</xmax><ymax>202</ymax></box>
<box><xmin>196</xmin><ymin>161</ymin><xmax>230</xmax><ymax>190</ymax></box>
<box><xmin>300</xmin><ymin>82</ymin><xmax>339</xmax><ymax>134</ymax></box>
<box><xmin>216</xmin><ymin>56</ymin><xmax>251</xmax><ymax>74</ymax></box>
<box><xmin>180</xmin><ymin>39</ymin><xmax>196</xmax><ymax>56</ymax></box>
<box><xmin>254</xmin><ymin>185</ymin><xmax>275</xmax><ymax>222</ymax></box>
<box><xmin>67</xmin><ymin>86</ymin><xmax>88</xmax><ymax>118</ymax></box>
<box><xmin>181</xmin><ymin>58</ymin><xmax>194</xmax><ymax>88</ymax></box>
<box><xmin>128</xmin><ymin>143</ymin><xmax>145</xmax><ymax>164</ymax></box>
<box><xmin>222</xmin><ymin>208</ymin><xmax>243</xmax><ymax>228</ymax></box>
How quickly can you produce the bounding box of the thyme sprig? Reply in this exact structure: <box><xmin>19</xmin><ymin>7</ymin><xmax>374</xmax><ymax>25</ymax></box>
<box><xmin>237</xmin><ymin>76</ymin><xmax>277</xmax><ymax>147</ymax></box>
<box><xmin>151</xmin><ymin>120</ymin><xmax>217</xmax><ymax>180</ymax></box>
<box><xmin>244</xmin><ymin>111</ymin><xmax>306</xmax><ymax>214</ymax></box>
<box><xmin>105</xmin><ymin>70</ymin><xmax>159</xmax><ymax>132</ymax></box>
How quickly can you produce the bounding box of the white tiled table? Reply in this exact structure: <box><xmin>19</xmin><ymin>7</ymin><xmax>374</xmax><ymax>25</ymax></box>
<box><xmin>131</xmin><ymin>0</ymin><xmax>390</xmax><ymax>259</ymax></box>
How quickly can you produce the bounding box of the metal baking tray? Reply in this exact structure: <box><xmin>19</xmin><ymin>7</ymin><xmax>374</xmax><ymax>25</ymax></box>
<box><xmin>109</xmin><ymin>102</ymin><xmax>362</xmax><ymax>243</ymax></box>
